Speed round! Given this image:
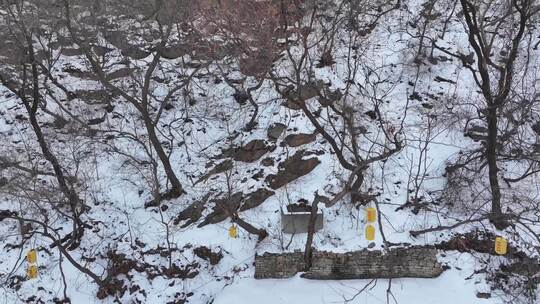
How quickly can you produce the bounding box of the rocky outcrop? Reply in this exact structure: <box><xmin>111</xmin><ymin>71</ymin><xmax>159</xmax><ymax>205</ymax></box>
<box><xmin>173</xmin><ymin>194</ymin><xmax>210</xmax><ymax>228</ymax></box>
<box><xmin>267</xmin><ymin>123</ymin><xmax>287</xmax><ymax>141</ymax></box>
<box><xmin>283</xmin><ymin>132</ymin><xmax>317</xmax><ymax>147</ymax></box>
<box><xmin>193</xmin><ymin>246</ymin><xmax>223</xmax><ymax>265</ymax></box>
<box><xmin>198</xmin><ymin>192</ymin><xmax>243</xmax><ymax>227</ymax></box>
<box><xmin>255</xmin><ymin>248</ymin><xmax>444</xmax><ymax>279</ymax></box>
<box><xmin>284</xmin><ymin>82</ymin><xmax>322</xmax><ymax>102</ymax></box>
<box><xmin>196</xmin><ymin>159</ymin><xmax>233</xmax><ymax>184</ymax></box>
<box><xmin>61</xmin><ymin>48</ymin><xmax>85</xmax><ymax>57</ymax></box>
<box><xmin>106</xmin><ymin>68</ymin><xmax>133</xmax><ymax>81</ymax></box>
<box><xmin>239</xmin><ymin>188</ymin><xmax>275</xmax><ymax>211</ymax></box>
<box><xmin>265</xmin><ymin>150</ymin><xmax>320</xmax><ymax>189</ymax></box>
<box><xmin>233</xmin><ymin>140</ymin><xmax>273</xmax><ymax>163</ymax></box>
<box><xmin>74</xmin><ymin>89</ymin><xmax>117</xmax><ymax>103</ymax></box>
<box><xmin>121</xmin><ymin>46</ymin><xmax>150</xmax><ymax>59</ymax></box>
<box><xmin>261</xmin><ymin>157</ymin><xmax>275</xmax><ymax>167</ymax></box>
<box><xmin>160</xmin><ymin>44</ymin><xmax>189</xmax><ymax>59</ymax></box>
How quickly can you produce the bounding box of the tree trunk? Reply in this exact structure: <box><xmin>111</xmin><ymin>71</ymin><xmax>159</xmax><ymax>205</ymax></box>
<box><xmin>304</xmin><ymin>200</ymin><xmax>319</xmax><ymax>269</ymax></box>
<box><xmin>485</xmin><ymin>107</ymin><xmax>508</xmax><ymax>230</ymax></box>
<box><xmin>141</xmin><ymin>114</ymin><xmax>183</xmax><ymax>198</ymax></box>
<box><xmin>350</xmin><ymin>172</ymin><xmax>364</xmax><ymax>205</ymax></box>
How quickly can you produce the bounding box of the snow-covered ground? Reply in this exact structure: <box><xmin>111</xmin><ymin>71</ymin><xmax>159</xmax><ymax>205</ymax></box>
<box><xmin>1</xmin><ymin>1</ymin><xmax>539</xmax><ymax>303</ymax></box>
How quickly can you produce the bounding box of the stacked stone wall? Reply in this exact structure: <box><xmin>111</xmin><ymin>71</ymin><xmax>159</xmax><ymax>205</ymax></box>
<box><xmin>254</xmin><ymin>248</ymin><xmax>443</xmax><ymax>279</ymax></box>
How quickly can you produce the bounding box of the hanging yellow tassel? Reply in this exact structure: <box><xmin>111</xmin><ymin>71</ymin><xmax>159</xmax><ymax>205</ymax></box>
<box><xmin>27</xmin><ymin>265</ymin><xmax>38</xmax><ymax>279</ymax></box>
<box><xmin>365</xmin><ymin>224</ymin><xmax>376</xmax><ymax>241</ymax></box>
<box><xmin>228</xmin><ymin>225</ymin><xmax>238</xmax><ymax>238</ymax></box>
<box><xmin>27</xmin><ymin>249</ymin><xmax>37</xmax><ymax>264</ymax></box>
<box><xmin>366</xmin><ymin>207</ymin><xmax>377</xmax><ymax>223</ymax></box>
<box><xmin>494</xmin><ymin>237</ymin><xmax>507</xmax><ymax>255</ymax></box>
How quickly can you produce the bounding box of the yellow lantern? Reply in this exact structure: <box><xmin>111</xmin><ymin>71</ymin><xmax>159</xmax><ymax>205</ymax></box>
<box><xmin>27</xmin><ymin>265</ymin><xmax>38</xmax><ymax>279</ymax></box>
<box><xmin>27</xmin><ymin>249</ymin><xmax>37</xmax><ymax>264</ymax></box>
<box><xmin>494</xmin><ymin>237</ymin><xmax>507</xmax><ymax>255</ymax></box>
<box><xmin>366</xmin><ymin>207</ymin><xmax>377</xmax><ymax>223</ymax></box>
<box><xmin>228</xmin><ymin>225</ymin><xmax>238</xmax><ymax>238</ymax></box>
<box><xmin>365</xmin><ymin>224</ymin><xmax>375</xmax><ymax>241</ymax></box>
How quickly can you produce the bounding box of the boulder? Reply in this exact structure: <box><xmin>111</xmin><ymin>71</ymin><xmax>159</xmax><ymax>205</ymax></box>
<box><xmin>106</xmin><ymin>68</ymin><xmax>133</xmax><ymax>81</ymax></box>
<box><xmin>265</xmin><ymin>150</ymin><xmax>320</xmax><ymax>189</ymax></box>
<box><xmin>283</xmin><ymin>132</ymin><xmax>317</xmax><ymax>147</ymax></box>
<box><xmin>196</xmin><ymin>159</ymin><xmax>233</xmax><ymax>184</ymax></box>
<box><xmin>267</xmin><ymin>123</ymin><xmax>286</xmax><ymax>141</ymax></box>
<box><xmin>261</xmin><ymin>157</ymin><xmax>275</xmax><ymax>167</ymax></box>
<box><xmin>193</xmin><ymin>246</ymin><xmax>223</xmax><ymax>265</ymax></box>
<box><xmin>197</xmin><ymin>192</ymin><xmax>243</xmax><ymax>227</ymax></box>
<box><xmin>239</xmin><ymin>189</ymin><xmax>275</xmax><ymax>211</ymax></box>
<box><xmin>173</xmin><ymin>195</ymin><xmax>209</xmax><ymax>228</ymax></box>
<box><xmin>121</xmin><ymin>46</ymin><xmax>150</xmax><ymax>60</ymax></box>
<box><xmin>160</xmin><ymin>44</ymin><xmax>189</xmax><ymax>59</ymax></box>
<box><xmin>60</xmin><ymin>48</ymin><xmax>84</xmax><ymax>57</ymax></box>
<box><xmin>281</xmin><ymin>99</ymin><xmax>304</xmax><ymax>110</ymax></box>
<box><xmin>233</xmin><ymin>140</ymin><xmax>273</xmax><ymax>163</ymax></box>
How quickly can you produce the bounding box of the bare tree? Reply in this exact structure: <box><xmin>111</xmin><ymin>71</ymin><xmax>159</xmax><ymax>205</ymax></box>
<box><xmin>438</xmin><ymin>0</ymin><xmax>540</xmax><ymax>229</ymax></box>
<box><xmin>60</xmin><ymin>0</ymin><xmax>210</xmax><ymax>202</ymax></box>
<box><xmin>0</xmin><ymin>0</ymin><xmax>89</xmax><ymax>249</ymax></box>
<box><xmin>268</xmin><ymin>0</ymin><xmax>404</xmax><ymax>207</ymax></box>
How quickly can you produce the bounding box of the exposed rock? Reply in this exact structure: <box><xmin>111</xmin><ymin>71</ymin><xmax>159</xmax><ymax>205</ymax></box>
<box><xmin>106</xmin><ymin>68</ymin><xmax>133</xmax><ymax>81</ymax></box>
<box><xmin>255</xmin><ymin>248</ymin><xmax>444</xmax><ymax>279</ymax></box>
<box><xmin>233</xmin><ymin>140</ymin><xmax>273</xmax><ymax>163</ymax></box>
<box><xmin>355</xmin><ymin>125</ymin><xmax>368</xmax><ymax>135</ymax></box>
<box><xmin>53</xmin><ymin>117</ymin><xmax>68</xmax><ymax>129</ymax></box>
<box><xmin>532</xmin><ymin>121</ymin><xmax>540</xmax><ymax>135</ymax></box>
<box><xmin>88</xmin><ymin>115</ymin><xmax>106</xmax><ymax>125</ymax></box>
<box><xmin>60</xmin><ymin>48</ymin><xmax>84</xmax><ymax>57</ymax></box>
<box><xmin>0</xmin><ymin>177</ymin><xmax>7</xmax><ymax>188</ymax></box>
<box><xmin>193</xmin><ymin>246</ymin><xmax>223</xmax><ymax>265</ymax></box>
<box><xmin>318</xmin><ymin>87</ymin><xmax>342</xmax><ymax>107</ymax></box>
<box><xmin>197</xmin><ymin>192</ymin><xmax>243</xmax><ymax>227</ymax></box>
<box><xmin>160</xmin><ymin>44</ymin><xmax>189</xmax><ymax>59</ymax></box>
<box><xmin>267</xmin><ymin>123</ymin><xmax>287</xmax><ymax>141</ymax></box>
<box><xmin>74</xmin><ymin>90</ymin><xmax>115</xmax><ymax>103</ymax></box>
<box><xmin>476</xmin><ymin>293</ymin><xmax>491</xmax><ymax>299</ymax></box>
<box><xmin>173</xmin><ymin>194</ymin><xmax>210</xmax><ymax>228</ymax></box>
<box><xmin>421</xmin><ymin>103</ymin><xmax>434</xmax><ymax>109</ymax></box>
<box><xmin>281</xmin><ymin>99</ymin><xmax>304</xmax><ymax>110</ymax></box>
<box><xmin>196</xmin><ymin>159</ymin><xmax>233</xmax><ymax>184</ymax></box>
<box><xmin>285</xmin><ymin>82</ymin><xmax>323</xmax><ymax>102</ymax></box>
<box><xmin>434</xmin><ymin>76</ymin><xmax>457</xmax><ymax>84</ymax></box>
<box><xmin>283</xmin><ymin>132</ymin><xmax>317</xmax><ymax>147</ymax></box>
<box><xmin>364</xmin><ymin>110</ymin><xmax>377</xmax><ymax>120</ymax></box>
<box><xmin>104</xmin><ymin>30</ymin><xmax>131</xmax><ymax>50</ymax></box>
<box><xmin>261</xmin><ymin>157</ymin><xmax>275</xmax><ymax>167</ymax></box>
<box><xmin>239</xmin><ymin>189</ymin><xmax>275</xmax><ymax>211</ymax></box>
<box><xmin>265</xmin><ymin>150</ymin><xmax>320</xmax><ymax>189</ymax></box>
<box><xmin>93</xmin><ymin>45</ymin><xmax>113</xmax><ymax>56</ymax></box>
<box><xmin>121</xmin><ymin>46</ymin><xmax>150</xmax><ymax>60</ymax></box>
<box><xmin>251</xmin><ymin>169</ymin><xmax>265</xmax><ymax>181</ymax></box>
<box><xmin>64</xmin><ymin>67</ymin><xmax>96</xmax><ymax>80</ymax></box>
<box><xmin>233</xmin><ymin>91</ymin><xmax>250</xmax><ymax>105</ymax></box>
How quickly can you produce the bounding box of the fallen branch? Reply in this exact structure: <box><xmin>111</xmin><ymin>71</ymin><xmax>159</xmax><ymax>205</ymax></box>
<box><xmin>410</xmin><ymin>215</ymin><xmax>489</xmax><ymax>237</ymax></box>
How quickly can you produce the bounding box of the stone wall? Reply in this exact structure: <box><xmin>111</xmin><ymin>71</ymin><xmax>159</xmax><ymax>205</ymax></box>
<box><xmin>254</xmin><ymin>248</ymin><xmax>443</xmax><ymax>279</ymax></box>
<box><xmin>254</xmin><ymin>251</ymin><xmax>306</xmax><ymax>279</ymax></box>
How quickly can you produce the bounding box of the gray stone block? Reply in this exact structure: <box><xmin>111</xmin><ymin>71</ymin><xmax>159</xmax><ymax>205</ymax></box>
<box><xmin>281</xmin><ymin>210</ymin><xmax>323</xmax><ymax>234</ymax></box>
